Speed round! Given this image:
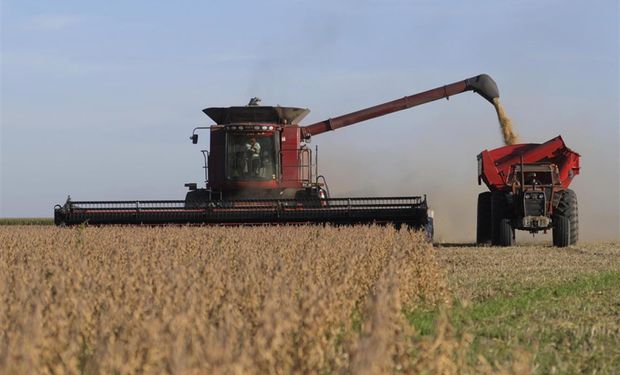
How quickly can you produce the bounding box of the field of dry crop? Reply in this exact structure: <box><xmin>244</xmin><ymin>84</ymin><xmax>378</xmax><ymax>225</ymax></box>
<box><xmin>1</xmin><ymin>225</ymin><xmax>618</xmax><ymax>374</ymax></box>
<box><xmin>0</xmin><ymin>225</ymin><xmax>459</xmax><ymax>374</ymax></box>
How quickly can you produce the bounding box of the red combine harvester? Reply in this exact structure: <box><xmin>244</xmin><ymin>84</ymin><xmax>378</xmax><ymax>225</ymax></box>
<box><xmin>55</xmin><ymin>74</ymin><xmax>502</xmax><ymax>238</ymax></box>
<box><xmin>477</xmin><ymin>136</ymin><xmax>580</xmax><ymax>247</ymax></box>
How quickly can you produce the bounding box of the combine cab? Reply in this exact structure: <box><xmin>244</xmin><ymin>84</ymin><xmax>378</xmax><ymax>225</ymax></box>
<box><xmin>477</xmin><ymin>136</ymin><xmax>580</xmax><ymax>247</ymax></box>
<box><xmin>55</xmin><ymin>74</ymin><xmax>504</xmax><ymax>239</ymax></box>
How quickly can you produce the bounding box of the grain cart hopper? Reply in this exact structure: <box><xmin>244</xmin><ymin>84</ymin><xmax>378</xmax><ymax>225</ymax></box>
<box><xmin>55</xmin><ymin>74</ymin><xmax>502</xmax><ymax>237</ymax></box>
<box><xmin>477</xmin><ymin>136</ymin><xmax>580</xmax><ymax>247</ymax></box>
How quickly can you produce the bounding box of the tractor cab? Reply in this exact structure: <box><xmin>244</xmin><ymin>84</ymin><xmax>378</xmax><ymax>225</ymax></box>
<box><xmin>508</xmin><ymin>163</ymin><xmax>561</xmax><ymax>191</ymax></box>
<box><xmin>507</xmin><ymin>163</ymin><xmax>562</xmax><ymax>230</ymax></box>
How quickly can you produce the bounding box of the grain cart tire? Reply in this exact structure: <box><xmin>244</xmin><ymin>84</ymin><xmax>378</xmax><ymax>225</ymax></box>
<box><xmin>476</xmin><ymin>192</ymin><xmax>492</xmax><ymax>244</ymax></box>
<box><xmin>553</xmin><ymin>215</ymin><xmax>571</xmax><ymax>247</ymax></box>
<box><xmin>491</xmin><ymin>192</ymin><xmax>513</xmax><ymax>246</ymax></box>
<box><xmin>497</xmin><ymin>218</ymin><xmax>514</xmax><ymax>246</ymax></box>
<box><xmin>554</xmin><ymin>189</ymin><xmax>578</xmax><ymax>245</ymax></box>
<box><xmin>424</xmin><ymin>217</ymin><xmax>434</xmax><ymax>243</ymax></box>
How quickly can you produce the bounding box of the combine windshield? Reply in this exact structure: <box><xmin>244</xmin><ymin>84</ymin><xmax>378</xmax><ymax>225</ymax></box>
<box><xmin>226</xmin><ymin>133</ymin><xmax>276</xmax><ymax>180</ymax></box>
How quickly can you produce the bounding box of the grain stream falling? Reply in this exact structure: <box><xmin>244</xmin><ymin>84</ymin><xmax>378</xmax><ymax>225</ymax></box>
<box><xmin>492</xmin><ymin>97</ymin><xmax>519</xmax><ymax>145</ymax></box>
<box><xmin>0</xmin><ymin>225</ymin><xmax>494</xmax><ymax>375</ymax></box>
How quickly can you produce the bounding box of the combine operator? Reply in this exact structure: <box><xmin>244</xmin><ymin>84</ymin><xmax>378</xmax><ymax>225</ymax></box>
<box><xmin>245</xmin><ymin>137</ymin><xmax>261</xmax><ymax>176</ymax></box>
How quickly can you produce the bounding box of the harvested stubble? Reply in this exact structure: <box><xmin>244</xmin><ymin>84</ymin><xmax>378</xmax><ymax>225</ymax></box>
<box><xmin>437</xmin><ymin>242</ymin><xmax>620</xmax><ymax>302</ymax></box>
<box><xmin>0</xmin><ymin>225</ymin><xmax>460</xmax><ymax>374</ymax></box>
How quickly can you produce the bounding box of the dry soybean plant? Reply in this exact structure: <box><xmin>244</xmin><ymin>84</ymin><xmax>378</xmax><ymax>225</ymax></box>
<box><xmin>0</xmin><ymin>225</ymin><xmax>463</xmax><ymax>374</ymax></box>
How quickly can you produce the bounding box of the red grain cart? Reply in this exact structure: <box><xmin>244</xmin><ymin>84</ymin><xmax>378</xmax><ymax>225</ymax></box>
<box><xmin>477</xmin><ymin>136</ymin><xmax>580</xmax><ymax>247</ymax></box>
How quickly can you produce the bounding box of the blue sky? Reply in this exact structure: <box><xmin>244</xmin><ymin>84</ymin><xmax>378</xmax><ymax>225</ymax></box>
<box><xmin>1</xmin><ymin>1</ymin><xmax>618</xmax><ymax>240</ymax></box>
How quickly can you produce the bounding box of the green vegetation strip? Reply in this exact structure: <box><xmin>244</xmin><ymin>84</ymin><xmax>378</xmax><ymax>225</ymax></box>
<box><xmin>406</xmin><ymin>271</ymin><xmax>620</xmax><ymax>373</ymax></box>
<box><xmin>0</xmin><ymin>218</ymin><xmax>54</xmax><ymax>225</ymax></box>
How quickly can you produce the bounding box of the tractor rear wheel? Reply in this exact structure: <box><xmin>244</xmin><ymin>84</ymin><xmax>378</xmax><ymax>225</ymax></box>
<box><xmin>553</xmin><ymin>189</ymin><xmax>578</xmax><ymax>245</ymax></box>
<box><xmin>491</xmin><ymin>192</ymin><xmax>514</xmax><ymax>246</ymax></box>
<box><xmin>553</xmin><ymin>215</ymin><xmax>571</xmax><ymax>247</ymax></box>
<box><xmin>476</xmin><ymin>192</ymin><xmax>492</xmax><ymax>244</ymax></box>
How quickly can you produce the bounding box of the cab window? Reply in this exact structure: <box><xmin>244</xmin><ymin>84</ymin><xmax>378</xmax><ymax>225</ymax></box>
<box><xmin>226</xmin><ymin>133</ymin><xmax>276</xmax><ymax>180</ymax></box>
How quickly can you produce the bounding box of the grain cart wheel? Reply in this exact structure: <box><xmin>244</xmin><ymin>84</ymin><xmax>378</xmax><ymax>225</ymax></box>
<box><xmin>553</xmin><ymin>189</ymin><xmax>578</xmax><ymax>245</ymax></box>
<box><xmin>476</xmin><ymin>192</ymin><xmax>492</xmax><ymax>244</ymax></box>
<box><xmin>553</xmin><ymin>215</ymin><xmax>571</xmax><ymax>247</ymax></box>
<box><xmin>491</xmin><ymin>192</ymin><xmax>513</xmax><ymax>246</ymax></box>
<box><xmin>424</xmin><ymin>216</ymin><xmax>434</xmax><ymax>243</ymax></box>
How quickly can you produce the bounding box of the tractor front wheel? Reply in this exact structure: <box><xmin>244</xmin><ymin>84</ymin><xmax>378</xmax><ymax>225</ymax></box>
<box><xmin>553</xmin><ymin>215</ymin><xmax>571</xmax><ymax>247</ymax></box>
<box><xmin>491</xmin><ymin>192</ymin><xmax>514</xmax><ymax>246</ymax></box>
<box><xmin>497</xmin><ymin>218</ymin><xmax>515</xmax><ymax>246</ymax></box>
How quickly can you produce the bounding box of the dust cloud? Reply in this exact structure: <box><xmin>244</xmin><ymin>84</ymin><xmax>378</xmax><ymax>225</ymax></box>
<box><xmin>492</xmin><ymin>97</ymin><xmax>519</xmax><ymax>145</ymax></box>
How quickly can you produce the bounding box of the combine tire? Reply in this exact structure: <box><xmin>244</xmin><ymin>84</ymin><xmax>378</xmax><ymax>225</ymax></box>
<box><xmin>553</xmin><ymin>189</ymin><xmax>578</xmax><ymax>245</ymax></box>
<box><xmin>476</xmin><ymin>192</ymin><xmax>492</xmax><ymax>244</ymax></box>
<box><xmin>553</xmin><ymin>215</ymin><xmax>571</xmax><ymax>247</ymax></box>
<box><xmin>491</xmin><ymin>192</ymin><xmax>514</xmax><ymax>246</ymax></box>
<box><xmin>184</xmin><ymin>189</ymin><xmax>212</xmax><ymax>208</ymax></box>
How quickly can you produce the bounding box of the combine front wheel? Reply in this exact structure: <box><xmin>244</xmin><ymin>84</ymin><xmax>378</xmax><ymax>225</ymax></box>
<box><xmin>184</xmin><ymin>189</ymin><xmax>212</xmax><ymax>208</ymax></box>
